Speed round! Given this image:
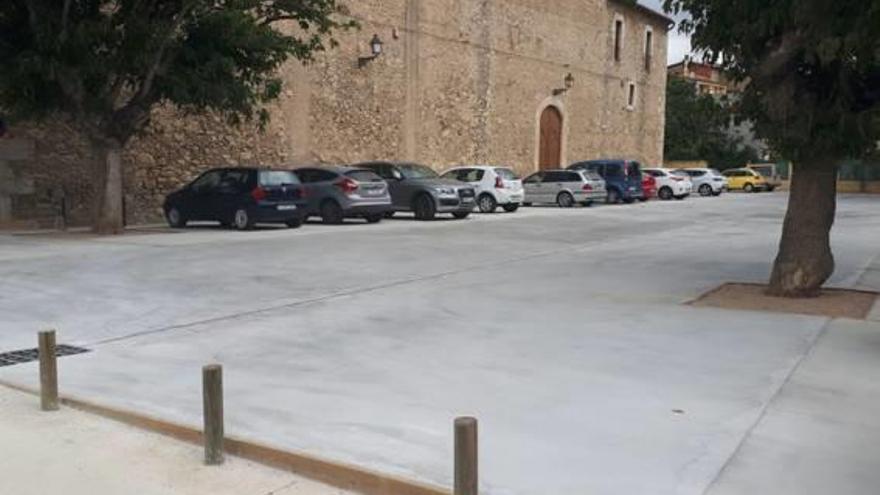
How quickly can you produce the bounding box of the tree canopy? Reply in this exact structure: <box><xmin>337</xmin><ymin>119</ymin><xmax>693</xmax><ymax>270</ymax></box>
<box><xmin>664</xmin><ymin>77</ymin><xmax>758</xmax><ymax>170</ymax></box>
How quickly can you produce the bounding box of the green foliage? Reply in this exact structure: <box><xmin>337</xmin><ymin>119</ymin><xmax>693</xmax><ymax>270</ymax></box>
<box><xmin>664</xmin><ymin>77</ymin><xmax>758</xmax><ymax>169</ymax></box>
<box><xmin>0</xmin><ymin>0</ymin><xmax>355</xmax><ymax>144</ymax></box>
<box><xmin>663</xmin><ymin>0</ymin><xmax>880</xmax><ymax>163</ymax></box>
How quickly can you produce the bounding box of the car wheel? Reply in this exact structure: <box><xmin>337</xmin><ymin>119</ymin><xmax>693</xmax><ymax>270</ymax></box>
<box><xmin>699</xmin><ymin>184</ymin><xmax>713</xmax><ymax>197</ymax></box>
<box><xmin>452</xmin><ymin>212</ymin><xmax>470</xmax><ymax>220</ymax></box>
<box><xmin>607</xmin><ymin>189</ymin><xmax>621</xmax><ymax>204</ymax></box>
<box><xmin>557</xmin><ymin>192</ymin><xmax>575</xmax><ymax>208</ymax></box>
<box><xmin>320</xmin><ymin>200</ymin><xmax>345</xmax><ymax>225</ymax></box>
<box><xmin>233</xmin><ymin>208</ymin><xmax>254</xmax><ymax>231</ymax></box>
<box><xmin>365</xmin><ymin>214</ymin><xmax>383</xmax><ymax>224</ymax></box>
<box><xmin>285</xmin><ymin>215</ymin><xmax>303</xmax><ymax>229</ymax></box>
<box><xmin>477</xmin><ymin>194</ymin><xmax>498</xmax><ymax>213</ymax></box>
<box><xmin>658</xmin><ymin>187</ymin><xmax>673</xmax><ymax>200</ymax></box>
<box><xmin>384</xmin><ymin>211</ymin><xmax>395</xmax><ymax>219</ymax></box>
<box><xmin>165</xmin><ymin>207</ymin><xmax>187</xmax><ymax>228</ymax></box>
<box><xmin>413</xmin><ymin>194</ymin><xmax>437</xmax><ymax>221</ymax></box>
<box><xmin>766</xmin><ymin>185</ymin><xmax>776</xmax><ymax>192</ymax></box>
<box><xmin>502</xmin><ymin>204</ymin><xmax>520</xmax><ymax>213</ymax></box>
<box><xmin>743</xmin><ymin>183</ymin><xmax>755</xmax><ymax>193</ymax></box>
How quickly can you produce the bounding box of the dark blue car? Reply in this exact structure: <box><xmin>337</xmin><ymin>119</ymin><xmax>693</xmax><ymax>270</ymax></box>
<box><xmin>568</xmin><ymin>160</ymin><xmax>644</xmax><ymax>204</ymax></box>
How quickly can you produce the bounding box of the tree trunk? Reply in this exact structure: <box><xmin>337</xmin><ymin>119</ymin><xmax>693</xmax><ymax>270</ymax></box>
<box><xmin>767</xmin><ymin>158</ymin><xmax>838</xmax><ymax>297</ymax></box>
<box><xmin>93</xmin><ymin>142</ymin><xmax>125</xmax><ymax>235</ymax></box>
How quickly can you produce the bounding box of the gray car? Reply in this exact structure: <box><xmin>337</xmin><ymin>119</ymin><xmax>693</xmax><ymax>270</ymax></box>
<box><xmin>293</xmin><ymin>166</ymin><xmax>393</xmax><ymax>224</ymax></box>
<box><xmin>522</xmin><ymin>169</ymin><xmax>607</xmax><ymax>207</ymax></box>
<box><xmin>354</xmin><ymin>161</ymin><xmax>476</xmax><ymax>220</ymax></box>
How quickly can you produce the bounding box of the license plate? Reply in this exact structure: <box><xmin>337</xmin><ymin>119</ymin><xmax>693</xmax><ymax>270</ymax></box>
<box><xmin>277</xmin><ymin>205</ymin><xmax>297</xmax><ymax>211</ymax></box>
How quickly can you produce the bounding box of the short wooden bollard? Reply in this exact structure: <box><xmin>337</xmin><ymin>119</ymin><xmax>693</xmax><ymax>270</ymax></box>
<box><xmin>38</xmin><ymin>330</ymin><xmax>59</xmax><ymax>411</ymax></box>
<box><xmin>202</xmin><ymin>364</ymin><xmax>224</xmax><ymax>465</ymax></box>
<box><xmin>454</xmin><ymin>416</ymin><xmax>478</xmax><ymax>495</ymax></box>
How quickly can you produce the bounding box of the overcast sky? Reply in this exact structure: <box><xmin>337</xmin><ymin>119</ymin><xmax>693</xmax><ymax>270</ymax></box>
<box><xmin>640</xmin><ymin>0</ymin><xmax>691</xmax><ymax>65</ymax></box>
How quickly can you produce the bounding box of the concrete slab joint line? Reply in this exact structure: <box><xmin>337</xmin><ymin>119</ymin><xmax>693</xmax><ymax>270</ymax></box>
<box><xmin>700</xmin><ymin>317</ymin><xmax>834</xmax><ymax>495</ymax></box>
<box><xmin>0</xmin><ymin>381</ymin><xmax>449</xmax><ymax>495</ymax></box>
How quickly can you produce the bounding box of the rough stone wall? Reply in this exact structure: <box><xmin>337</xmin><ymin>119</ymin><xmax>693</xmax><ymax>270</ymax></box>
<box><xmin>5</xmin><ymin>0</ymin><xmax>669</xmax><ymax>226</ymax></box>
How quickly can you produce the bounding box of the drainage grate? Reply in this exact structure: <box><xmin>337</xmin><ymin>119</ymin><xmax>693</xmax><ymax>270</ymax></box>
<box><xmin>0</xmin><ymin>345</ymin><xmax>90</xmax><ymax>368</ymax></box>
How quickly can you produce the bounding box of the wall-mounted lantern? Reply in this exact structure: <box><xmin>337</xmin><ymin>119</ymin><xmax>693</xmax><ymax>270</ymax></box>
<box><xmin>358</xmin><ymin>34</ymin><xmax>384</xmax><ymax>68</ymax></box>
<box><xmin>553</xmin><ymin>73</ymin><xmax>575</xmax><ymax>96</ymax></box>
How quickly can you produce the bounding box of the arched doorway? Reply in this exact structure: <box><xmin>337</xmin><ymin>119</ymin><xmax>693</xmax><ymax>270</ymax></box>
<box><xmin>538</xmin><ymin>106</ymin><xmax>563</xmax><ymax>170</ymax></box>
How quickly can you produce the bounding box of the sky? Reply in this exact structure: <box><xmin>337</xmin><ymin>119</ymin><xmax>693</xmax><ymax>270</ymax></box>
<box><xmin>640</xmin><ymin>0</ymin><xmax>692</xmax><ymax>65</ymax></box>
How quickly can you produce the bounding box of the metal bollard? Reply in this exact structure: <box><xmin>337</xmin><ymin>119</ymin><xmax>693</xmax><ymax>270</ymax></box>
<box><xmin>38</xmin><ymin>330</ymin><xmax>59</xmax><ymax>411</ymax></box>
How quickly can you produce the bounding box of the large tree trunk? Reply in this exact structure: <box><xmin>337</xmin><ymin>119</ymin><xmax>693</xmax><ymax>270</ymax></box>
<box><xmin>767</xmin><ymin>158</ymin><xmax>838</xmax><ymax>297</ymax></box>
<box><xmin>92</xmin><ymin>142</ymin><xmax>125</xmax><ymax>235</ymax></box>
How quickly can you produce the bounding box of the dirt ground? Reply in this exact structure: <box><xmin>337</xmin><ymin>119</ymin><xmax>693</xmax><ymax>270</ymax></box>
<box><xmin>691</xmin><ymin>283</ymin><xmax>879</xmax><ymax>319</ymax></box>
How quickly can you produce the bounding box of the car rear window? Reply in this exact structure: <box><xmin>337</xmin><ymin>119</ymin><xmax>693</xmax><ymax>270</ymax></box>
<box><xmin>260</xmin><ymin>170</ymin><xmax>300</xmax><ymax>186</ymax></box>
<box><xmin>346</xmin><ymin>170</ymin><xmax>383</xmax><ymax>182</ymax></box>
<box><xmin>495</xmin><ymin>168</ymin><xmax>519</xmax><ymax>180</ymax></box>
<box><xmin>626</xmin><ymin>162</ymin><xmax>642</xmax><ymax>177</ymax></box>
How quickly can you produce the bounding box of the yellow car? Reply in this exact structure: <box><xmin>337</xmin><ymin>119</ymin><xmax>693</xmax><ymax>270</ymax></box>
<box><xmin>722</xmin><ymin>168</ymin><xmax>769</xmax><ymax>192</ymax></box>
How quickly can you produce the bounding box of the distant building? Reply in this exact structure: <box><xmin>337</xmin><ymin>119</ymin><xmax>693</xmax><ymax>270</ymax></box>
<box><xmin>667</xmin><ymin>58</ymin><xmax>736</xmax><ymax>96</ymax></box>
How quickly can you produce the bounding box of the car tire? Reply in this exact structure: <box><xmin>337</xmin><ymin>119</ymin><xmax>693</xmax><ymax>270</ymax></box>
<box><xmin>285</xmin><ymin>216</ymin><xmax>303</xmax><ymax>229</ymax></box>
<box><xmin>712</xmin><ymin>189</ymin><xmax>722</xmax><ymax>196</ymax></box>
<box><xmin>699</xmin><ymin>184</ymin><xmax>713</xmax><ymax>197</ymax></box>
<box><xmin>607</xmin><ymin>189</ymin><xmax>621</xmax><ymax>204</ymax></box>
<box><xmin>502</xmin><ymin>204</ymin><xmax>520</xmax><ymax>213</ymax></box>
<box><xmin>557</xmin><ymin>192</ymin><xmax>575</xmax><ymax>208</ymax></box>
<box><xmin>766</xmin><ymin>185</ymin><xmax>776</xmax><ymax>192</ymax></box>
<box><xmin>658</xmin><ymin>187</ymin><xmax>673</xmax><ymax>200</ymax></box>
<box><xmin>452</xmin><ymin>212</ymin><xmax>470</xmax><ymax>220</ymax></box>
<box><xmin>477</xmin><ymin>194</ymin><xmax>498</xmax><ymax>213</ymax></box>
<box><xmin>165</xmin><ymin>207</ymin><xmax>187</xmax><ymax>228</ymax></box>
<box><xmin>365</xmin><ymin>214</ymin><xmax>383</xmax><ymax>224</ymax></box>
<box><xmin>320</xmin><ymin>200</ymin><xmax>345</xmax><ymax>225</ymax></box>
<box><xmin>743</xmin><ymin>183</ymin><xmax>755</xmax><ymax>193</ymax></box>
<box><xmin>413</xmin><ymin>194</ymin><xmax>437</xmax><ymax>221</ymax></box>
<box><xmin>233</xmin><ymin>208</ymin><xmax>254</xmax><ymax>231</ymax></box>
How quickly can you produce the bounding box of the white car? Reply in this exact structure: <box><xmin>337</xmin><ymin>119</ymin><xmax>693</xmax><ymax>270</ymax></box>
<box><xmin>440</xmin><ymin>166</ymin><xmax>525</xmax><ymax>213</ymax></box>
<box><xmin>676</xmin><ymin>168</ymin><xmax>727</xmax><ymax>196</ymax></box>
<box><xmin>643</xmin><ymin>168</ymin><xmax>692</xmax><ymax>200</ymax></box>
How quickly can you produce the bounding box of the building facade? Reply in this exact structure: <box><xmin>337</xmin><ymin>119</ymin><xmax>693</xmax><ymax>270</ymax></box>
<box><xmin>1</xmin><ymin>0</ymin><xmax>670</xmax><ymax>227</ymax></box>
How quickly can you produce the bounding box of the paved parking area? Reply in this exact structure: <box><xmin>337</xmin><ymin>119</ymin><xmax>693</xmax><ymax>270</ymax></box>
<box><xmin>1</xmin><ymin>193</ymin><xmax>879</xmax><ymax>494</ymax></box>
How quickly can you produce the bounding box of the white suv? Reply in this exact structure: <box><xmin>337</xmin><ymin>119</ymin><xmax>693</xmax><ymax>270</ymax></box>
<box><xmin>441</xmin><ymin>166</ymin><xmax>525</xmax><ymax>213</ymax></box>
<box><xmin>643</xmin><ymin>168</ymin><xmax>693</xmax><ymax>200</ymax></box>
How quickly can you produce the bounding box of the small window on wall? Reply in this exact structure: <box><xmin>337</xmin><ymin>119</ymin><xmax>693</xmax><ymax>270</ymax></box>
<box><xmin>614</xmin><ymin>18</ymin><xmax>624</xmax><ymax>62</ymax></box>
<box><xmin>644</xmin><ymin>28</ymin><xmax>654</xmax><ymax>71</ymax></box>
<box><xmin>627</xmin><ymin>82</ymin><xmax>637</xmax><ymax>110</ymax></box>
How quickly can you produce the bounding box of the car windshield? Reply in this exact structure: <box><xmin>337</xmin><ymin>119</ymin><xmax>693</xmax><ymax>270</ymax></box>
<box><xmin>495</xmin><ymin>168</ymin><xmax>519</xmax><ymax>180</ymax></box>
<box><xmin>709</xmin><ymin>169</ymin><xmax>722</xmax><ymax>176</ymax></box>
<box><xmin>259</xmin><ymin>170</ymin><xmax>299</xmax><ymax>186</ymax></box>
<box><xmin>398</xmin><ymin>163</ymin><xmax>439</xmax><ymax>179</ymax></box>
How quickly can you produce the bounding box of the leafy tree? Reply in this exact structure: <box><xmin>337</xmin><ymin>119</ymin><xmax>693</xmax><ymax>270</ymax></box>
<box><xmin>664</xmin><ymin>77</ymin><xmax>758</xmax><ymax>169</ymax></box>
<box><xmin>664</xmin><ymin>0</ymin><xmax>880</xmax><ymax>297</ymax></box>
<box><xmin>0</xmin><ymin>0</ymin><xmax>354</xmax><ymax>233</ymax></box>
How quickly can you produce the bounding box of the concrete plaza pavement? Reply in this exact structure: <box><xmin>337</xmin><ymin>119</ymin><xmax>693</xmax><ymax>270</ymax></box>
<box><xmin>0</xmin><ymin>193</ymin><xmax>879</xmax><ymax>494</ymax></box>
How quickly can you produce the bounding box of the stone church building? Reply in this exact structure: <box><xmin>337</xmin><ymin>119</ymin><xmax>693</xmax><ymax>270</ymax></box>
<box><xmin>0</xmin><ymin>0</ymin><xmax>670</xmax><ymax>227</ymax></box>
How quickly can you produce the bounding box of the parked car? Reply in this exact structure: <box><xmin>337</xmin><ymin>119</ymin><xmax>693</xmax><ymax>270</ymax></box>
<box><xmin>354</xmin><ymin>161</ymin><xmax>476</xmax><ymax>220</ymax></box>
<box><xmin>723</xmin><ymin>168</ymin><xmax>770</xmax><ymax>192</ymax></box>
<box><xmin>567</xmin><ymin>159</ymin><xmax>643</xmax><ymax>204</ymax></box>
<box><xmin>747</xmin><ymin>163</ymin><xmax>783</xmax><ymax>191</ymax></box>
<box><xmin>642</xmin><ymin>168</ymin><xmax>692</xmax><ymax>200</ymax></box>
<box><xmin>642</xmin><ymin>173</ymin><xmax>657</xmax><ymax>200</ymax></box>
<box><xmin>440</xmin><ymin>166</ymin><xmax>525</xmax><ymax>213</ymax></box>
<box><xmin>521</xmin><ymin>169</ymin><xmax>606</xmax><ymax>207</ymax></box>
<box><xmin>293</xmin><ymin>166</ymin><xmax>393</xmax><ymax>224</ymax></box>
<box><xmin>164</xmin><ymin>168</ymin><xmax>306</xmax><ymax>230</ymax></box>
<box><xmin>676</xmin><ymin>168</ymin><xmax>726</xmax><ymax>196</ymax></box>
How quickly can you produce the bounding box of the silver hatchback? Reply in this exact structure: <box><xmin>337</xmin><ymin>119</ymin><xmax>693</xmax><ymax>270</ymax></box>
<box><xmin>293</xmin><ymin>166</ymin><xmax>393</xmax><ymax>224</ymax></box>
<box><xmin>522</xmin><ymin>169</ymin><xmax>607</xmax><ymax>207</ymax></box>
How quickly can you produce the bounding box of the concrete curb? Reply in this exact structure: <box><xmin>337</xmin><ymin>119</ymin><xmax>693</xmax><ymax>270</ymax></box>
<box><xmin>0</xmin><ymin>380</ymin><xmax>448</xmax><ymax>495</ymax></box>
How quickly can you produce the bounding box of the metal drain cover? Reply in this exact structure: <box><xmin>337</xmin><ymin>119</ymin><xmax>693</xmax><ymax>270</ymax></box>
<box><xmin>0</xmin><ymin>345</ymin><xmax>90</xmax><ymax>367</ymax></box>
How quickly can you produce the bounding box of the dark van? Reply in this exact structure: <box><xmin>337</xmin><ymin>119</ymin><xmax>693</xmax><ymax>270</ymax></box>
<box><xmin>568</xmin><ymin>160</ymin><xmax>644</xmax><ymax>204</ymax></box>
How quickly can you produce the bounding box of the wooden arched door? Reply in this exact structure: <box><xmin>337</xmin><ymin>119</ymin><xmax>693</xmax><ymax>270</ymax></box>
<box><xmin>539</xmin><ymin>106</ymin><xmax>563</xmax><ymax>170</ymax></box>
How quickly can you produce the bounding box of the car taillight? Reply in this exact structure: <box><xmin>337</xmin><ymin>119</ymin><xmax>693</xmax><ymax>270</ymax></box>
<box><xmin>582</xmin><ymin>184</ymin><xmax>593</xmax><ymax>192</ymax></box>
<box><xmin>495</xmin><ymin>176</ymin><xmax>505</xmax><ymax>189</ymax></box>
<box><xmin>335</xmin><ymin>178</ymin><xmax>359</xmax><ymax>195</ymax></box>
<box><xmin>251</xmin><ymin>186</ymin><xmax>267</xmax><ymax>201</ymax></box>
